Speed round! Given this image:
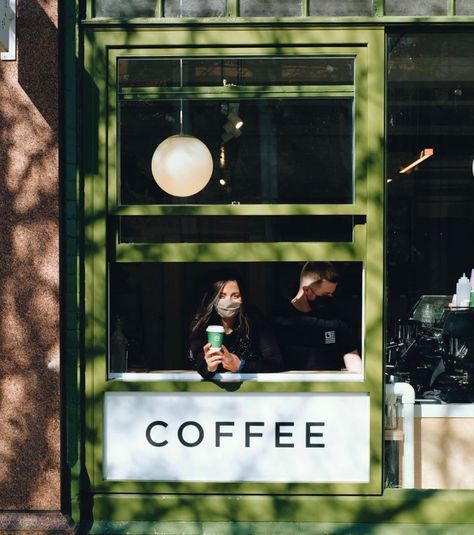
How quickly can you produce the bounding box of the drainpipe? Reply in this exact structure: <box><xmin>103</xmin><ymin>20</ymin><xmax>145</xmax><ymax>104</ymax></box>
<box><xmin>385</xmin><ymin>382</ymin><xmax>416</xmax><ymax>488</ymax></box>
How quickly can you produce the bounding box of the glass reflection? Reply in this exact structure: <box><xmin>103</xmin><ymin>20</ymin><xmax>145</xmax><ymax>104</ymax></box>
<box><xmin>164</xmin><ymin>0</ymin><xmax>226</xmax><ymax>17</ymax></box>
<box><xmin>239</xmin><ymin>0</ymin><xmax>302</xmax><ymax>17</ymax></box>
<box><xmin>95</xmin><ymin>0</ymin><xmax>156</xmax><ymax>17</ymax></box>
<box><xmin>309</xmin><ymin>0</ymin><xmax>373</xmax><ymax>16</ymax></box>
<box><xmin>118</xmin><ymin>57</ymin><xmax>354</xmax><ymax>88</ymax></box>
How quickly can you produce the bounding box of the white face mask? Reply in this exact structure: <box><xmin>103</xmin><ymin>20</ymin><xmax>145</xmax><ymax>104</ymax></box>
<box><xmin>215</xmin><ymin>298</ymin><xmax>241</xmax><ymax>319</ymax></box>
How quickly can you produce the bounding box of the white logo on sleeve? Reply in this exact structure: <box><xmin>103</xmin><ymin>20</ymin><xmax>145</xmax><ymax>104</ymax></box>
<box><xmin>325</xmin><ymin>331</ymin><xmax>336</xmax><ymax>344</ymax></box>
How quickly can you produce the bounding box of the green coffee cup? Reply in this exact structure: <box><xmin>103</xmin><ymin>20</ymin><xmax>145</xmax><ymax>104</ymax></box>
<box><xmin>206</xmin><ymin>325</ymin><xmax>224</xmax><ymax>348</ymax></box>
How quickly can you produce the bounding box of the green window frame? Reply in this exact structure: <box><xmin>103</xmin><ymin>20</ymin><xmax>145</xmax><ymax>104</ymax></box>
<box><xmin>82</xmin><ymin>25</ymin><xmax>385</xmax><ymax>498</ymax></box>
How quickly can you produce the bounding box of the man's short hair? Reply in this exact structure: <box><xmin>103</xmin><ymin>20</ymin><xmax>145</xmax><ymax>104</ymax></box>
<box><xmin>300</xmin><ymin>261</ymin><xmax>339</xmax><ymax>286</ymax></box>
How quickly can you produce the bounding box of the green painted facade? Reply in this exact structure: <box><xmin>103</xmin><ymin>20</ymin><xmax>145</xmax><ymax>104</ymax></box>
<box><xmin>63</xmin><ymin>2</ymin><xmax>474</xmax><ymax>532</ymax></box>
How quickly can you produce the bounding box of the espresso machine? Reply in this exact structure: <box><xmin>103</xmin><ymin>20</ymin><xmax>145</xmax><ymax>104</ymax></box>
<box><xmin>386</xmin><ymin>296</ymin><xmax>474</xmax><ymax>402</ymax></box>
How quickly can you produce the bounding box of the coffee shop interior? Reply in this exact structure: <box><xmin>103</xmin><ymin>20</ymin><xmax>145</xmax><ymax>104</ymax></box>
<box><xmin>385</xmin><ymin>32</ymin><xmax>474</xmax><ymax>405</ymax></box>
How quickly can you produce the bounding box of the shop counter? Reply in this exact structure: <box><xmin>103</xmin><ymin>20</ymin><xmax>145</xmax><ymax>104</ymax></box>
<box><xmin>414</xmin><ymin>402</ymin><xmax>474</xmax><ymax>489</ymax></box>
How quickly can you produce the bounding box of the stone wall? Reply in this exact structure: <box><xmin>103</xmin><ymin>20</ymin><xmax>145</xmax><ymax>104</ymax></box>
<box><xmin>0</xmin><ymin>0</ymin><xmax>62</xmax><ymax>522</ymax></box>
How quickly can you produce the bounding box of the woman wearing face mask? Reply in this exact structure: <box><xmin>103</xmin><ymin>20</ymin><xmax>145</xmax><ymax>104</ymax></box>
<box><xmin>189</xmin><ymin>277</ymin><xmax>283</xmax><ymax>379</ymax></box>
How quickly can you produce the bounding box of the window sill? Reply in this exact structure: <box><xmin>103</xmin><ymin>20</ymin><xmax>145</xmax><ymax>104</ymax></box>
<box><xmin>109</xmin><ymin>370</ymin><xmax>364</xmax><ymax>382</ymax></box>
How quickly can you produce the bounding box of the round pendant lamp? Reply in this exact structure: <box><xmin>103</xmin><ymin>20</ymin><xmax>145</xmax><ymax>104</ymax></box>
<box><xmin>151</xmin><ymin>134</ymin><xmax>213</xmax><ymax>197</ymax></box>
<box><xmin>151</xmin><ymin>57</ymin><xmax>213</xmax><ymax>197</ymax></box>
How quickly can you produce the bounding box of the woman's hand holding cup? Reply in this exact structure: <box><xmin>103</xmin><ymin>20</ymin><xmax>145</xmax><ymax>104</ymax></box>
<box><xmin>203</xmin><ymin>342</ymin><xmax>241</xmax><ymax>373</ymax></box>
<box><xmin>203</xmin><ymin>342</ymin><xmax>223</xmax><ymax>372</ymax></box>
<box><xmin>204</xmin><ymin>325</ymin><xmax>226</xmax><ymax>372</ymax></box>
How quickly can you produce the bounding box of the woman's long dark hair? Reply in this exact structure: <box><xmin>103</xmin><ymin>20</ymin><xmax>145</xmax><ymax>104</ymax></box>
<box><xmin>190</xmin><ymin>277</ymin><xmax>251</xmax><ymax>338</ymax></box>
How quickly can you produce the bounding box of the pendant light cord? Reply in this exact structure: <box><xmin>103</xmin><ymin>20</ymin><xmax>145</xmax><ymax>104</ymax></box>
<box><xmin>179</xmin><ymin>0</ymin><xmax>183</xmax><ymax>133</ymax></box>
<box><xmin>179</xmin><ymin>58</ymin><xmax>184</xmax><ymax>135</ymax></box>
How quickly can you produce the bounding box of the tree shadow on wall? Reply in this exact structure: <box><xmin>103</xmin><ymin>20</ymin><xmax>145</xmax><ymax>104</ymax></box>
<box><xmin>18</xmin><ymin>0</ymin><xmax>58</xmax><ymax>131</ymax></box>
<box><xmin>0</xmin><ymin>0</ymin><xmax>61</xmax><ymax>511</ymax></box>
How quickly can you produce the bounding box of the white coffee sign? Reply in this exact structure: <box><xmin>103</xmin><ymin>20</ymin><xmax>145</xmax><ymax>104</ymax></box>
<box><xmin>104</xmin><ymin>392</ymin><xmax>370</xmax><ymax>483</ymax></box>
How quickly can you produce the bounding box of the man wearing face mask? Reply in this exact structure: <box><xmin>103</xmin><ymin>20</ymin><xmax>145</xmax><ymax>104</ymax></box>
<box><xmin>189</xmin><ymin>276</ymin><xmax>283</xmax><ymax>379</ymax></box>
<box><xmin>275</xmin><ymin>262</ymin><xmax>361</xmax><ymax>372</ymax></box>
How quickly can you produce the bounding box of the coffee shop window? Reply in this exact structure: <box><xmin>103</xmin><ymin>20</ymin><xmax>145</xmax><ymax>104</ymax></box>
<box><xmin>386</xmin><ymin>32</ymin><xmax>474</xmax><ymax>404</ymax></box>
<box><xmin>108</xmin><ymin>54</ymin><xmax>370</xmax><ymax>381</ymax></box>
<box><xmin>109</xmin><ymin>261</ymin><xmax>364</xmax><ymax>378</ymax></box>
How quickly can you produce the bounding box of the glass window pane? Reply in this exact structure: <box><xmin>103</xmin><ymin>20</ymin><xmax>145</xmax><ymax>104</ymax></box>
<box><xmin>184</xmin><ymin>58</ymin><xmax>354</xmax><ymax>86</ymax></box>
<box><xmin>239</xmin><ymin>0</ymin><xmax>302</xmax><ymax>17</ymax></box>
<box><xmin>388</xmin><ymin>34</ymin><xmax>474</xmax><ymax>83</ymax></box>
<box><xmin>120</xmin><ymin>98</ymin><xmax>354</xmax><ymax>205</ymax></box>
<box><xmin>164</xmin><ymin>0</ymin><xmax>226</xmax><ymax>17</ymax></box>
<box><xmin>387</xmin><ymin>33</ymin><xmax>474</xmax><ymax>404</ymax></box>
<box><xmin>118</xmin><ymin>58</ymin><xmax>355</xmax><ymax>89</ymax></box>
<box><xmin>385</xmin><ymin>0</ymin><xmax>447</xmax><ymax>16</ymax></box>
<box><xmin>119</xmin><ymin>59</ymin><xmax>181</xmax><ymax>88</ymax></box>
<box><xmin>456</xmin><ymin>0</ymin><xmax>474</xmax><ymax>15</ymax></box>
<box><xmin>109</xmin><ymin>262</ymin><xmax>363</xmax><ymax>373</ymax></box>
<box><xmin>118</xmin><ymin>216</ymin><xmax>358</xmax><ymax>243</ymax></box>
<box><xmin>95</xmin><ymin>0</ymin><xmax>156</xmax><ymax>17</ymax></box>
<box><xmin>309</xmin><ymin>0</ymin><xmax>373</xmax><ymax>16</ymax></box>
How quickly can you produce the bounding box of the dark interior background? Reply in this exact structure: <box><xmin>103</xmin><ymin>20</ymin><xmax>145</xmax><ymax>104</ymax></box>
<box><xmin>386</xmin><ymin>31</ymin><xmax>474</xmax><ymax>334</ymax></box>
<box><xmin>119</xmin><ymin>98</ymin><xmax>353</xmax><ymax>206</ymax></box>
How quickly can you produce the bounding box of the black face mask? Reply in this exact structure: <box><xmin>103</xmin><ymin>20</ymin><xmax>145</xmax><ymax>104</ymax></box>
<box><xmin>309</xmin><ymin>296</ymin><xmax>334</xmax><ymax>315</ymax></box>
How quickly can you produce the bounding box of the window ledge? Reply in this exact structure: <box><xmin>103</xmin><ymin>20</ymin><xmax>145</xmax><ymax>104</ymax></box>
<box><xmin>109</xmin><ymin>371</ymin><xmax>364</xmax><ymax>382</ymax></box>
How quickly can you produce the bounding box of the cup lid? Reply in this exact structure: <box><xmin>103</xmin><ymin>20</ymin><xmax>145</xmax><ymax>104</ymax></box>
<box><xmin>206</xmin><ymin>325</ymin><xmax>224</xmax><ymax>332</ymax></box>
